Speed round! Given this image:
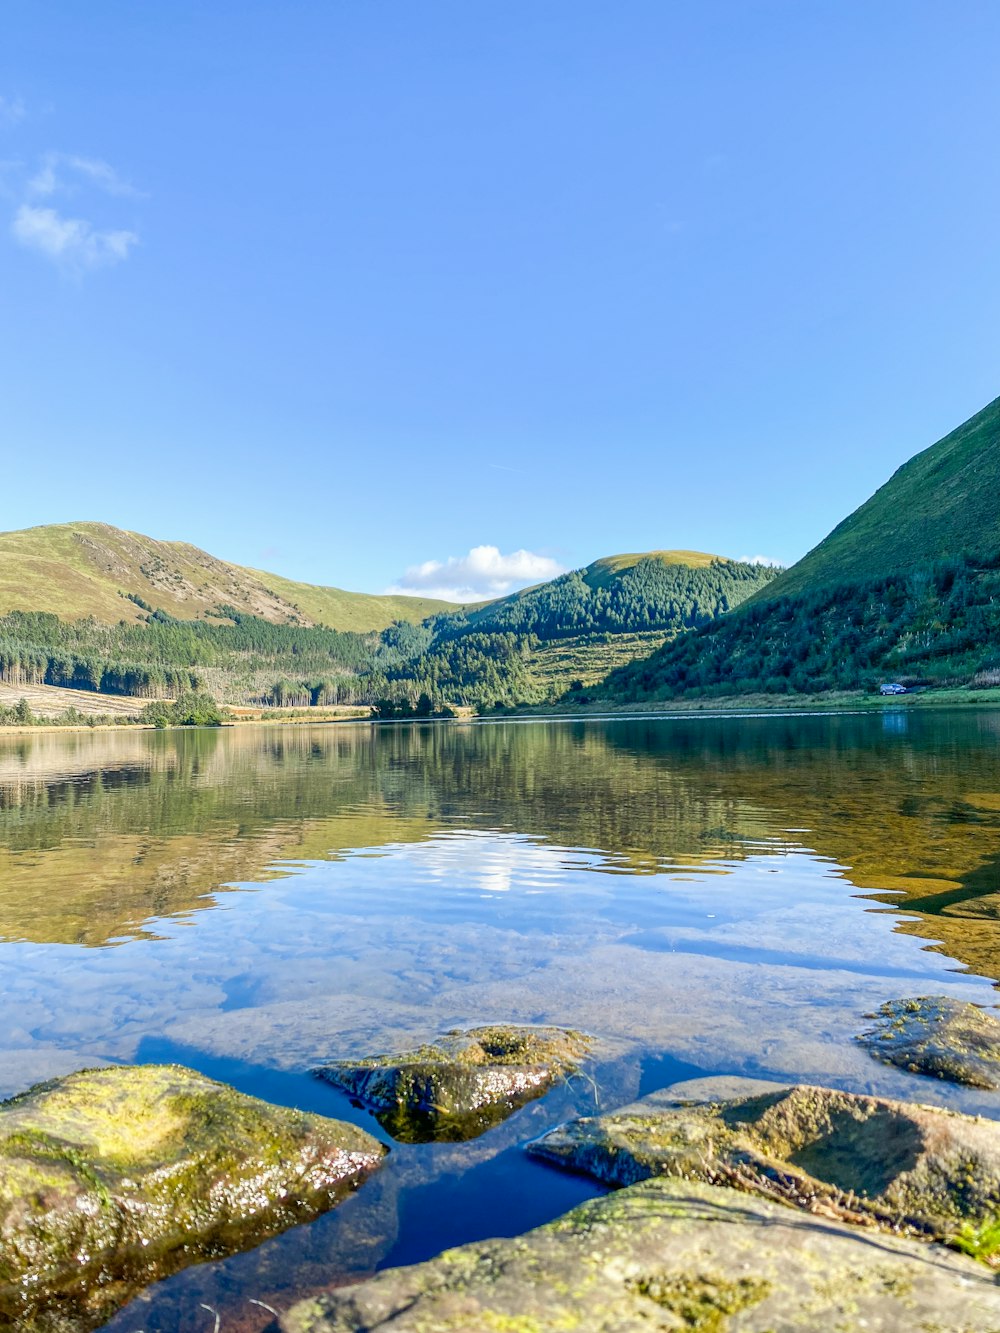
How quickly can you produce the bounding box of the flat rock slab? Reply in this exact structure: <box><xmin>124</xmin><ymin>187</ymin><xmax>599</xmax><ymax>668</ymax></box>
<box><xmin>0</xmin><ymin>1063</ymin><xmax>386</xmax><ymax>1332</ymax></box>
<box><xmin>314</xmin><ymin>1024</ymin><xmax>591</xmax><ymax>1142</ymax></box>
<box><xmin>529</xmin><ymin>1077</ymin><xmax>1000</xmax><ymax>1249</ymax></box>
<box><xmin>279</xmin><ymin>1176</ymin><xmax>1000</xmax><ymax>1332</ymax></box>
<box><xmin>859</xmin><ymin>995</ymin><xmax>1000</xmax><ymax>1089</ymax></box>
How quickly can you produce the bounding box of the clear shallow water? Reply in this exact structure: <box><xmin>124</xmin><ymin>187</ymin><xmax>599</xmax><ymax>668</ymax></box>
<box><xmin>0</xmin><ymin>712</ymin><xmax>999</xmax><ymax>1330</ymax></box>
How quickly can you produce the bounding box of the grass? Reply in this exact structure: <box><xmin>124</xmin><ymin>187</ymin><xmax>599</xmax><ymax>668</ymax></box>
<box><xmin>237</xmin><ymin>565</ymin><xmax>465</xmax><ymax>632</ymax></box>
<box><xmin>770</xmin><ymin>393</ymin><xmax>1000</xmax><ymax>597</ymax></box>
<box><xmin>528</xmin><ymin>631</ymin><xmax>672</xmax><ymax>691</ymax></box>
<box><xmin>951</xmin><ymin>1218</ymin><xmax>1000</xmax><ymax>1268</ymax></box>
<box><xmin>582</xmin><ymin>549</ymin><xmax>722</xmax><ymax>589</ymax></box>
<box><xmin>0</xmin><ymin>521</ymin><xmax>461</xmax><ymax>632</ymax></box>
<box><xmin>0</xmin><ymin>679</ymin><xmax>149</xmax><ymax>719</ymax></box>
<box><xmin>521</xmin><ymin>686</ymin><xmax>1000</xmax><ymax>716</ymax></box>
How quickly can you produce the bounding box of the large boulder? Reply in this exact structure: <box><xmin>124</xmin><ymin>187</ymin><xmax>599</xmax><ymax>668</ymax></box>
<box><xmin>858</xmin><ymin>995</ymin><xmax>1000</xmax><ymax>1088</ymax></box>
<box><xmin>528</xmin><ymin>1076</ymin><xmax>1000</xmax><ymax>1248</ymax></box>
<box><xmin>314</xmin><ymin>1025</ymin><xmax>591</xmax><ymax>1142</ymax></box>
<box><xmin>0</xmin><ymin>1064</ymin><xmax>386</xmax><ymax>1332</ymax></box>
<box><xmin>279</xmin><ymin>1176</ymin><xmax>1000</xmax><ymax>1332</ymax></box>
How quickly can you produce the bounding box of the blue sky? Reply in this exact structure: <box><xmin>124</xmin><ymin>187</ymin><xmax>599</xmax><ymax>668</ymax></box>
<box><xmin>2</xmin><ymin>2</ymin><xmax>999</xmax><ymax>600</ymax></box>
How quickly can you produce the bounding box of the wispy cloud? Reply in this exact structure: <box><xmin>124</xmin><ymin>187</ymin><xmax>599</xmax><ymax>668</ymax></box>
<box><xmin>0</xmin><ymin>96</ymin><xmax>26</xmax><ymax>129</ymax></box>
<box><xmin>28</xmin><ymin>152</ymin><xmax>143</xmax><ymax>200</ymax></box>
<box><xmin>387</xmin><ymin>545</ymin><xmax>567</xmax><ymax>603</ymax></box>
<box><xmin>9</xmin><ymin>148</ymin><xmax>143</xmax><ymax>272</ymax></box>
<box><xmin>11</xmin><ymin>204</ymin><xmax>137</xmax><ymax>270</ymax></box>
<box><xmin>738</xmin><ymin>554</ymin><xmax>784</xmax><ymax>567</ymax></box>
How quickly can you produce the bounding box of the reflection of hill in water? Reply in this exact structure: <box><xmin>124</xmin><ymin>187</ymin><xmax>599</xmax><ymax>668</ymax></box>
<box><xmin>0</xmin><ymin>715</ymin><xmax>997</xmax><ymax>983</ymax></box>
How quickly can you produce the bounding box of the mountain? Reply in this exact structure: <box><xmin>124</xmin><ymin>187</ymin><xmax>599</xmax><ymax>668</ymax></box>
<box><xmin>0</xmin><ymin>533</ymin><xmax>776</xmax><ymax>717</ymax></box>
<box><xmin>599</xmin><ymin>395</ymin><xmax>1000</xmax><ymax>701</ymax></box>
<box><xmin>431</xmin><ymin>550</ymin><xmax>781</xmax><ymax>641</ymax></box>
<box><xmin>0</xmin><ymin>522</ymin><xmax>458</xmax><ymax>632</ymax></box>
<box><xmin>776</xmin><ymin>393</ymin><xmax>1000</xmax><ymax>597</ymax></box>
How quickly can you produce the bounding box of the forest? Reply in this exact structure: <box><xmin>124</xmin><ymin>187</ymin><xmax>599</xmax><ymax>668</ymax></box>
<box><xmin>599</xmin><ymin>556</ymin><xmax>1000</xmax><ymax>701</ymax></box>
<box><xmin>0</xmin><ymin>556</ymin><xmax>780</xmax><ymax>717</ymax></box>
<box><xmin>433</xmin><ymin>557</ymin><xmax>781</xmax><ymax>640</ymax></box>
<box><xmin>0</xmin><ymin>607</ymin><xmax>544</xmax><ymax>713</ymax></box>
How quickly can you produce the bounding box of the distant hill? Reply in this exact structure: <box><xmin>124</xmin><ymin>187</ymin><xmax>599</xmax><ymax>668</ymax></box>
<box><xmin>0</xmin><ymin>533</ymin><xmax>776</xmax><ymax>715</ymax></box>
<box><xmin>431</xmin><ymin>551</ymin><xmax>780</xmax><ymax>642</ymax></box>
<box><xmin>599</xmin><ymin>395</ymin><xmax>1000</xmax><ymax>701</ymax></box>
<box><xmin>0</xmin><ymin>522</ymin><xmax>458</xmax><ymax>632</ymax></box>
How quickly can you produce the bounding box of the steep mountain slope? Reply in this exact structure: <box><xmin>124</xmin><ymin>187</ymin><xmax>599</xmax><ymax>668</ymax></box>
<box><xmin>0</xmin><ymin>523</ymin><xmax>458</xmax><ymax>631</ymax></box>
<box><xmin>774</xmin><ymin>394</ymin><xmax>1000</xmax><ymax>596</ymax></box>
<box><xmin>599</xmin><ymin>395</ymin><xmax>1000</xmax><ymax>701</ymax></box>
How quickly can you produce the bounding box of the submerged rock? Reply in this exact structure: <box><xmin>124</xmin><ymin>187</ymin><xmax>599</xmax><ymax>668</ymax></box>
<box><xmin>528</xmin><ymin>1076</ymin><xmax>1000</xmax><ymax>1248</ymax></box>
<box><xmin>314</xmin><ymin>1025</ymin><xmax>591</xmax><ymax>1143</ymax></box>
<box><xmin>279</xmin><ymin>1176</ymin><xmax>1000</xmax><ymax>1332</ymax></box>
<box><xmin>0</xmin><ymin>1063</ymin><xmax>387</xmax><ymax>1332</ymax></box>
<box><xmin>858</xmin><ymin>995</ymin><xmax>1000</xmax><ymax>1088</ymax></box>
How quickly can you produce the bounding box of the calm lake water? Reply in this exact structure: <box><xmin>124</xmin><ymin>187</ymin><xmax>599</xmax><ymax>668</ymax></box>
<box><xmin>1</xmin><ymin>710</ymin><xmax>999</xmax><ymax>1330</ymax></box>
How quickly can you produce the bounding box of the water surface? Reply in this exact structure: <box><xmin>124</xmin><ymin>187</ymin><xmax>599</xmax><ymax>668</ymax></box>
<box><xmin>1</xmin><ymin>711</ymin><xmax>998</xmax><ymax>1330</ymax></box>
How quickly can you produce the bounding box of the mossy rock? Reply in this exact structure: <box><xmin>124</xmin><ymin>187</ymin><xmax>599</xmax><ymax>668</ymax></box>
<box><xmin>0</xmin><ymin>1064</ymin><xmax>386</xmax><ymax>1332</ymax></box>
<box><xmin>279</xmin><ymin>1176</ymin><xmax>1000</xmax><ymax>1331</ymax></box>
<box><xmin>528</xmin><ymin>1077</ymin><xmax>1000</xmax><ymax>1253</ymax></box>
<box><xmin>314</xmin><ymin>1025</ymin><xmax>592</xmax><ymax>1143</ymax></box>
<box><xmin>858</xmin><ymin>995</ymin><xmax>1000</xmax><ymax>1089</ymax></box>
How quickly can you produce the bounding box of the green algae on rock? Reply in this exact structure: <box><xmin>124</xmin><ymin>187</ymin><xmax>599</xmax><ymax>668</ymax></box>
<box><xmin>528</xmin><ymin>1076</ymin><xmax>1000</xmax><ymax>1250</ymax></box>
<box><xmin>279</xmin><ymin>1176</ymin><xmax>1000</xmax><ymax>1332</ymax></box>
<box><xmin>0</xmin><ymin>1064</ymin><xmax>387</xmax><ymax>1332</ymax></box>
<box><xmin>858</xmin><ymin>995</ymin><xmax>1000</xmax><ymax>1089</ymax></box>
<box><xmin>313</xmin><ymin>1025</ymin><xmax>592</xmax><ymax>1143</ymax></box>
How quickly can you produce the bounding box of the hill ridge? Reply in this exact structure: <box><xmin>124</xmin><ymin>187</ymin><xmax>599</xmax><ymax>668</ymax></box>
<box><xmin>0</xmin><ymin>521</ymin><xmax>461</xmax><ymax>633</ymax></box>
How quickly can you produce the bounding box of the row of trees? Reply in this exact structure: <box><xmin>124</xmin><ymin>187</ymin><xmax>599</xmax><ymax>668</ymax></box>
<box><xmin>0</xmin><ymin>642</ymin><xmax>201</xmax><ymax>698</ymax></box>
<box><xmin>262</xmin><ymin>632</ymin><xmax>541</xmax><ymax>714</ymax></box>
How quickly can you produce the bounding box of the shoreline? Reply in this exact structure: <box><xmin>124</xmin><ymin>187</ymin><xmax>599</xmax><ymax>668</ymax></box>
<box><xmin>3</xmin><ymin>685</ymin><xmax>1000</xmax><ymax>736</ymax></box>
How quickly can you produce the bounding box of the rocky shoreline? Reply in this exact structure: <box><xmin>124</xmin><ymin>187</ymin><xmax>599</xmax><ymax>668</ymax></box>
<box><xmin>0</xmin><ymin>1006</ymin><xmax>997</xmax><ymax>1331</ymax></box>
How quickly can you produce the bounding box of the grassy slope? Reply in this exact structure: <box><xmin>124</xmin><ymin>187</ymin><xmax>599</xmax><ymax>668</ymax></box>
<box><xmin>0</xmin><ymin>522</ymin><xmax>459</xmax><ymax>632</ymax></box>
<box><xmin>582</xmin><ymin>550</ymin><xmax>721</xmax><ymax>589</ymax></box>
<box><xmin>772</xmin><ymin>394</ymin><xmax>1000</xmax><ymax>597</ymax></box>
<box><xmin>528</xmin><ymin>631</ymin><xmax>672</xmax><ymax>690</ymax></box>
<box><xmin>236</xmin><ymin>566</ymin><xmax>463</xmax><ymax>633</ymax></box>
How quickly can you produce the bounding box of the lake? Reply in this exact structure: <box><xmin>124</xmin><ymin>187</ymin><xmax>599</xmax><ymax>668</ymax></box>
<box><xmin>1</xmin><ymin>710</ymin><xmax>998</xmax><ymax>1330</ymax></box>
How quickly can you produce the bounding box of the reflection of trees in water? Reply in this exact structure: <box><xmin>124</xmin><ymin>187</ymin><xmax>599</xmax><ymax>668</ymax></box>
<box><xmin>0</xmin><ymin>715</ymin><xmax>997</xmax><ymax>983</ymax></box>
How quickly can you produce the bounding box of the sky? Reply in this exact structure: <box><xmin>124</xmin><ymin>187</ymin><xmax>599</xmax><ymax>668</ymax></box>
<box><xmin>2</xmin><ymin>2</ymin><xmax>999</xmax><ymax>602</ymax></box>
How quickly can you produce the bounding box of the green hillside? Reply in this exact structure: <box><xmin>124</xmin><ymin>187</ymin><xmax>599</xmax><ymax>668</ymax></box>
<box><xmin>774</xmin><ymin>394</ymin><xmax>1000</xmax><ymax>596</ymax></box>
<box><xmin>599</xmin><ymin>395</ymin><xmax>1000</xmax><ymax>702</ymax></box>
<box><xmin>0</xmin><ymin>537</ymin><xmax>776</xmax><ymax>717</ymax></box>
<box><xmin>0</xmin><ymin>523</ymin><xmax>457</xmax><ymax>632</ymax></box>
<box><xmin>433</xmin><ymin>551</ymin><xmax>780</xmax><ymax>642</ymax></box>
<box><xmin>236</xmin><ymin>565</ymin><xmax>463</xmax><ymax>633</ymax></box>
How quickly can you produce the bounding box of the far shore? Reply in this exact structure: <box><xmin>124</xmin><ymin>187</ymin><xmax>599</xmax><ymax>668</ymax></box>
<box><xmin>3</xmin><ymin>684</ymin><xmax>1000</xmax><ymax>738</ymax></box>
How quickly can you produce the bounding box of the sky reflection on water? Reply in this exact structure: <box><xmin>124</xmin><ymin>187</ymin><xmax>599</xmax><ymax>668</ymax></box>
<box><xmin>0</xmin><ymin>713</ymin><xmax>998</xmax><ymax>1330</ymax></box>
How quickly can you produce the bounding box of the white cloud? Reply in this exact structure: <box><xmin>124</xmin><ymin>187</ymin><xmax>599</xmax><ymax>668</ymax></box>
<box><xmin>28</xmin><ymin>152</ymin><xmax>143</xmax><ymax>199</ymax></box>
<box><xmin>0</xmin><ymin>96</ymin><xmax>26</xmax><ymax>129</ymax></box>
<box><xmin>12</xmin><ymin>204</ymin><xmax>137</xmax><ymax>269</ymax></box>
<box><xmin>387</xmin><ymin>545</ymin><xmax>567</xmax><ymax>603</ymax></box>
<box><xmin>738</xmin><ymin>554</ymin><xmax>784</xmax><ymax>567</ymax></box>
